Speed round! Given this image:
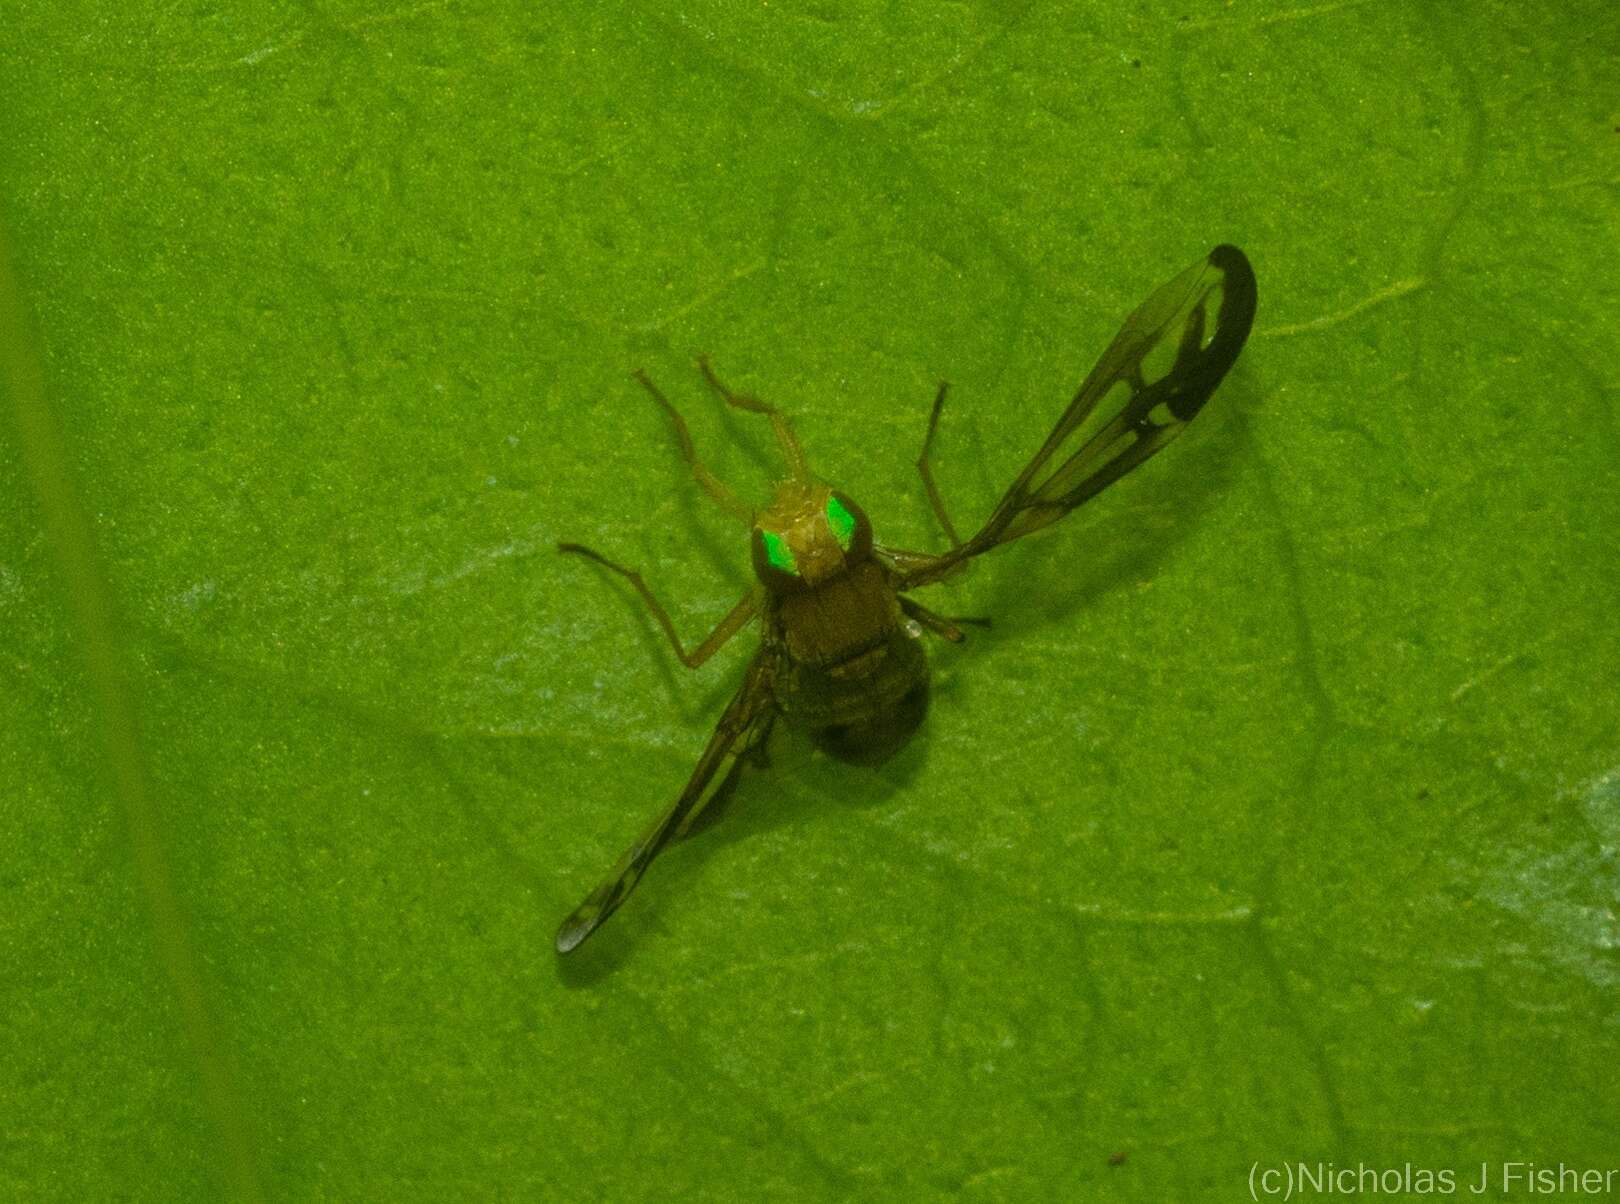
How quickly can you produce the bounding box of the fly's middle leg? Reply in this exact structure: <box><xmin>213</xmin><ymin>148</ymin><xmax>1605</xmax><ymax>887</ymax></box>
<box><xmin>916</xmin><ymin>382</ymin><xmax>964</xmax><ymax>549</ymax></box>
<box><xmin>558</xmin><ymin>541</ymin><xmax>757</xmax><ymax>669</ymax></box>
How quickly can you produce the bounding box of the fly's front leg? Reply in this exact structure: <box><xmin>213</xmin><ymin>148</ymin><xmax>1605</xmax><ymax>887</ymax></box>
<box><xmin>557</xmin><ymin>542</ymin><xmax>757</xmax><ymax>668</ymax></box>
<box><xmin>633</xmin><ymin>369</ymin><xmax>754</xmax><ymax>526</ymax></box>
<box><xmin>697</xmin><ymin>356</ymin><xmax>811</xmax><ymax>484</ymax></box>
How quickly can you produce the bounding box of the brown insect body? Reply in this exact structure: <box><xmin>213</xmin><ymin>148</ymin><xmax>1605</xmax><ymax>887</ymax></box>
<box><xmin>750</xmin><ymin>480</ymin><xmax>928</xmax><ymax>762</ymax></box>
<box><xmin>555</xmin><ymin>244</ymin><xmax>1258</xmax><ymax>953</ymax></box>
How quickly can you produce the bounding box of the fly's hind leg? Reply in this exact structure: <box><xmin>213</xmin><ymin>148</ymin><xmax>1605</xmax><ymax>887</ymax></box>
<box><xmin>899</xmin><ymin>594</ymin><xmax>991</xmax><ymax>644</ymax></box>
<box><xmin>557</xmin><ymin>542</ymin><xmax>757</xmax><ymax>669</ymax></box>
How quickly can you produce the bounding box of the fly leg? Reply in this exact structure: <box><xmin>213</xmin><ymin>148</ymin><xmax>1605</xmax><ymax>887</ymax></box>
<box><xmin>916</xmin><ymin>382</ymin><xmax>965</xmax><ymax>549</ymax></box>
<box><xmin>558</xmin><ymin>542</ymin><xmax>757</xmax><ymax>669</ymax></box>
<box><xmin>899</xmin><ymin>594</ymin><xmax>991</xmax><ymax>644</ymax></box>
<box><xmin>633</xmin><ymin>368</ymin><xmax>755</xmax><ymax>526</ymax></box>
<box><xmin>697</xmin><ymin>356</ymin><xmax>811</xmax><ymax>485</ymax></box>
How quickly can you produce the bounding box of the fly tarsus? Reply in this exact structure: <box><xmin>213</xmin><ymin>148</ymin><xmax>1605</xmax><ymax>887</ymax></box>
<box><xmin>915</xmin><ymin>380</ymin><xmax>965</xmax><ymax>549</ymax></box>
<box><xmin>558</xmin><ymin>541</ymin><xmax>757</xmax><ymax>669</ymax></box>
<box><xmin>697</xmin><ymin>356</ymin><xmax>811</xmax><ymax>484</ymax></box>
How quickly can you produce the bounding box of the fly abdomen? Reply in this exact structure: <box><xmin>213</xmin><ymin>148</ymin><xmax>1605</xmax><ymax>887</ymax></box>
<box><xmin>777</xmin><ymin>628</ymin><xmax>929</xmax><ymax>765</ymax></box>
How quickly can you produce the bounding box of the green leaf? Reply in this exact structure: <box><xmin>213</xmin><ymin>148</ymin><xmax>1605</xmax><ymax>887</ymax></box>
<box><xmin>4</xmin><ymin>1</ymin><xmax>1617</xmax><ymax>1199</ymax></box>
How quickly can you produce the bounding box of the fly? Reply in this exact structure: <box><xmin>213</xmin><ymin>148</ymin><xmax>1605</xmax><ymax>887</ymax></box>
<box><xmin>554</xmin><ymin>244</ymin><xmax>1257</xmax><ymax>953</ymax></box>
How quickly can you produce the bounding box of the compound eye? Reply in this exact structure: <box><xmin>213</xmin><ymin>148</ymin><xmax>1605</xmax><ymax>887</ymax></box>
<box><xmin>825</xmin><ymin>491</ymin><xmax>871</xmax><ymax>557</ymax></box>
<box><xmin>825</xmin><ymin>494</ymin><xmax>857</xmax><ymax>551</ymax></box>
<box><xmin>751</xmin><ymin>525</ymin><xmax>809</xmax><ymax>591</ymax></box>
<box><xmin>758</xmin><ymin>528</ymin><xmax>798</xmax><ymax>576</ymax></box>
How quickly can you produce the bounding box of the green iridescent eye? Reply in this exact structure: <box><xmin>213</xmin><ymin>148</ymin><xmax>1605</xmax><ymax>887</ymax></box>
<box><xmin>761</xmin><ymin>529</ymin><xmax>798</xmax><ymax>575</ymax></box>
<box><xmin>826</xmin><ymin>495</ymin><xmax>856</xmax><ymax>550</ymax></box>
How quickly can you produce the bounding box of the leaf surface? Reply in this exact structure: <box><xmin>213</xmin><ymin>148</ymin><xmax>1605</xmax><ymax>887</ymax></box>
<box><xmin>3</xmin><ymin>1</ymin><xmax>1617</xmax><ymax>1198</ymax></box>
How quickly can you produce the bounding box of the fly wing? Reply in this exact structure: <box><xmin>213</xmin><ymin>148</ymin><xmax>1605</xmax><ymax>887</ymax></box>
<box><xmin>555</xmin><ymin>648</ymin><xmax>777</xmax><ymax>954</ymax></box>
<box><xmin>893</xmin><ymin>245</ymin><xmax>1256</xmax><ymax>589</ymax></box>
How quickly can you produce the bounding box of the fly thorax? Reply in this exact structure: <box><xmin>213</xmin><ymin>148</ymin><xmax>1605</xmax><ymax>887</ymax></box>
<box><xmin>778</xmin><ymin>559</ymin><xmax>899</xmax><ymax>669</ymax></box>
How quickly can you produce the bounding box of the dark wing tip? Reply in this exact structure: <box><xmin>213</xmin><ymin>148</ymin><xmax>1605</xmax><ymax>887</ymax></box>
<box><xmin>1165</xmin><ymin>244</ymin><xmax>1258</xmax><ymax>423</ymax></box>
<box><xmin>555</xmin><ymin>905</ymin><xmax>599</xmax><ymax>955</ymax></box>
<box><xmin>557</xmin><ymin>883</ymin><xmax>617</xmax><ymax>954</ymax></box>
<box><xmin>1208</xmin><ymin>244</ymin><xmax>1258</xmax><ymax>341</ymax></box>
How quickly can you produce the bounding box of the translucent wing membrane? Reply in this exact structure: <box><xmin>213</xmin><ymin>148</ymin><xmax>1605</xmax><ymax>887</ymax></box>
<box><xmin>555</xmin><ymin>651</ymin><xmax>778</xmax><ymax>954</ymax></box>
<box><xmin>896</xmin><ymin>245</ymin><xmax>1256</xmax><ymax>589</ymax></box>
